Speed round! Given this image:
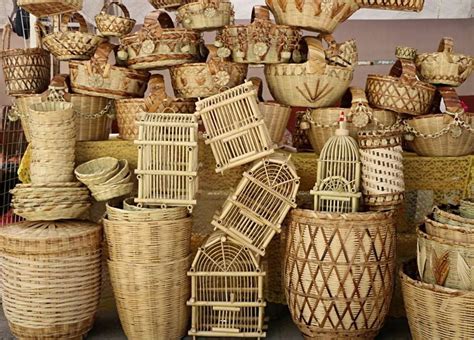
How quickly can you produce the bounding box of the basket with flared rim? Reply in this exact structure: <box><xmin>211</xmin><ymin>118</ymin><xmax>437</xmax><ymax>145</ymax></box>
<box><xmin>425</xmin><ymin>214</ymin><xmax>474</xmax><ymax>244</ymax></box>
<box><xmin>355</xmin><ymin>0</ymin><xmax>424</xmax><ymax>11</ymax></box>
<box><xmin>107</xmin><ymin>199</ymin><xmax>189</xmax><ymax>221</ymax></box>
<box><xmin>74</xmin><ymin>157</ymin><xmax>120</xmax><ymax>185</ymax></box>
<box><xmin>176</xmin><ymin>0</ymin><xmax>234</xmax><ymax>31</ymax></box>
<box><xmin>433</xmin><ymin>205</ymin><xmax>474</xmax><ymax>229</ymax></box>
<box><xmin>17</xmin><ymin>0</ymin><xmax>83</xmax><ymax>17</ymax></box>
<box><xmin>95</xmin><ymin>1</ymin><xmax>136</xmax><ymax>37</ymax></box>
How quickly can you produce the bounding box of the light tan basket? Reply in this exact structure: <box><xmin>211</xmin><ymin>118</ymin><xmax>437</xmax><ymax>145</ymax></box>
<box><xmin>265</xmin><ymin>0</ymin><xmax>358</xmax><ymax>33</ymax></box>
<box><xmin>18</xmin><ymin>0</ymin><xmax>82</xmax><ymax>16</ymax></box>
<box><xmin>265</xmin><ymin>36</ymin><xmax>354</xmax><ymax>108</ymax></box>
<box><xmin>1</xmin><ymin>24</ymin><xmax>50</xmax><ymax>97</ymax></box>
<box><xmin>416</xmin><ymin>37</ymin><xmax>473</xmax><ymax>87</ymax></box>
<box><xmin>90</xmin><ymin>182</ymin><xmax>133</xmax><ymax>202</ymax></box>
<box><xmin>170</xmin><ymin>45</ymin><xmax>248</xmax><ymax>98</ymax></box>
<box><xmin>188</xmin><ymin>232</ymin><xmax>267</xmax><ymax>338</ymax></box>
<box><xmin>120</xmin><ymin>10</ymin><xmax>201</xmax><ymax>70</ymax></box>
<box><xmin>0</xmin><ymin>220</ymin><xmax>101</xmax><ymax>339</ymax></box>
<box><xmin>107</xmin><ymin>199</ymin><xmax>188</xmax><ymax>222</ymax></box>
<box><xmin>460</xmin><ymin>199</ymin><xmax>474</xmax><ymax>219</ymax></box>
<box><xmin>95</xmin><ymin>1</ymin><xmax>136</xmax><ymax>37</ymax></box>
<box><xmin>216</xmin><ymin>5</ymin><xmax>300</xmax><ymax>64</ymax></box>
<box><xmin>425</xmin><ymin>215</ymin><xmax>474</xmax><ymax>244</ymax></box>
<box><xmin>355</xmin><ymin>0</ymin><xmax>424</xmax><ymax>10</ymax></box>
<box><xmin>72</xmin><ymin>95</ymin><xmax>113</xmax><ymax>141</ymax></box>
<box><xmin>433</xmin><ymin>206</ymin><xmax>474</xmax><ymax>229</ymax></box>
<box><xmin>148</xmin><ymin>0</ymin><xmax>187</xmax><ymax>10</ymax></box>
<box><xmin>75</xmin><ymin>157</ymin><xmax>119</xmax><ymax>186</ymax></box>
<box><xmin>367</xmin><ymin>47</ymin><xmax>436</xmax><ymax>115</ymax></box>
<box><xmin>285</xmin><ymin>209</ymin><xmax>396</xmax><ymax>340</ymax></box>
<box><xmin>177</xmin><ymin>0</ymin><xmax>234</xmax><ymax>31</ymax></box>
<box><xmin>70</xmin><ymin>42</ymin><xmax>150</xmax><ymax>99</ymax></box>
<box><xmin>40</xmin><ymin>12</ymin><xmax>105</xmax><ymax>61</ymax></box>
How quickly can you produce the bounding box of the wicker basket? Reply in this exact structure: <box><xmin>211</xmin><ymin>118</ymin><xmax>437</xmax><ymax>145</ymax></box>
<box><xmin>75</xmin><ymin>157</ymin><xmax>119</xmax><ymax>186</ymax></box>
<box><xmin>0</xmin><ymin>220</ymin><xmax>101</xmax><ymax>339</ymax></box>
<box><xmin>416</xmin><ymin>37</ymin><xmax>474</xmax><ymax>87</ymax></box>
<box><xmin>355</xmin><ymin>0</ymin><xmax>424</xmax><ymax>10</ymax></box>
<box><xmin>70</xmin><ymin>42</ymin><xmax>150</xmax><ymax>99</ymax></box>
<box><xmin>433</xmin><ymin>206</ymin><xmax>474</xmax><ymax>229</ymax></box>
<box><xmin>177</xmin><ymin>0</ymin><xmax>234</xmax><ymax>31</ymax></box>
<box><xmin>18</xmin><ymin>0</ymin><xmax>82</xmax><ymax>16</ymax></box>
<box><xmin>265</xmin><ymin>0</ymin><xmax>358</xmax><ymax>33</ymax></box>
<box><xmin>216</xmin><ymin>5</ymin><xmax>301</xmax><ymax>64</ymax></box>
<box><xmin>148</xmin><ymin>0</ymin><xmax>187</xmax><ymax>10</ymax></box>
<box><xmin>425</xmin><ymin>215</ymin><xmax>474</xmax><ymax>244</ymax></box>
<box><xmin>285</xmin><ymin>209</ymin><xmax>396</xmax><ymax>339</ymax></box>
<box><xmin>460</xmin><ymin>199</ymin><xmax>474</xmax><ymax>219</ymax></box>
<box><xmin>107</xmin><ymin>199</ymin><xmax>188</xmax><ymax>222</ymax></box>
<box><xmin>95</xmin><ymin>1</ymin><xmax>136</xmax><ymax>37</ymax></box>
<box><xmin>366</xmin><ymin>47</ymin><xmax>436</xmax><ymax>115</ymax></box>
<box><xmin>72</xmin><ymin>95</ymin><xmax>113</xmax><ymax>141</ymax></box>
<box><xmin>40</xmin><ymin>12</ymin><xmax>105</xmax><ymax>61</ymax></box>
<box><xmin>265</xmin><ymin>36</ymin><xmax>354</xmax><ymax>108</ymax></box>
<box><xmin>1</xmin><ymin>24</ymin><xmax>50</xmax><ymax>97</ymax></box>
<box><xmin>120</xmin><ymin>10</ymin><xmax>201</xmax><ymax>70</ymax></box>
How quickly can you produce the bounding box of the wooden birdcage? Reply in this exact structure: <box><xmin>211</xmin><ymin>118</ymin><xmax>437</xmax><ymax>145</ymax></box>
<box><xmin>212</xmin><ymin>153</ymin><xmax>300</xmax><ymax>256</ymax></box>
<box><xmin>188</xmin><ymin>232</ymin><xmax>267</xmax><ymax>339</ymax></box>
<box><xmin>195</xmin><ymin>82</ymin><xmax>274</xmax><ymax>173</ymax></box>
<box><xmin>311</xmin><ymin>112</ymin><xmax>361</xmax><ymax>213</ymax></box>
<box><xmin>134</xmin><ymin>112</ymin><xmax>198</xmax><ymax>211</ymax></box>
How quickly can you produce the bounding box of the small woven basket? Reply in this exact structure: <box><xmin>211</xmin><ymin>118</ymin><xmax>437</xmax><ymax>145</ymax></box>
<box><xmin>355</xmin><ymin>0</ymin><xmax>424</xmax><ymax>10</ymax></box>
<box><xmin>177</xmin><ymin>0</ymin><xmax>234</xmax><ymax>31</ymax></box>
<box><xmin>95</xmin><ymin>1</ymin><xmax>136</xmax><ymax>37</ymax></box>
<box><xmin>74</xmin><ymin>157</ymin><xmax>119</xmax><ymax>186</ymax></box>
<box><xmin>18</xmin><ymin>0</ymin><xmax>82</xmax><ymax>16</ymax></box>
<box><xmin>425</xmin><ymin>215</ymin><xmax>474</xmax><ymax>244</ymax></box>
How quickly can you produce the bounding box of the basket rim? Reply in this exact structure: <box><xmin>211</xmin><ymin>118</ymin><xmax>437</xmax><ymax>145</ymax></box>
<box><xmin>0</xmin><ymin>47</ymin><xmax>49</xmax><ymax>57</ymax></box>
<box><xmin>68</xmin><ymin>60</ymin><xmax>150</xmax><ymax>78</ymax></box>
<box><xmin>418</xmin><ymin>223</ymin><xmax>474</xmax><ymax>248</ymax></box>
<box><xmin>406</xmin><ymin>112</ymin><xmax>473</xmax><ymax>122</ymax></box>
<box><xmin>426</xmin><ymin>215</ymin><xmax>474</xmax><ymax>234</ymax></box>
<box><xmin>367</xmin><ymin>74</ymin><xmax>436</xmax><ymax>91</ymax></box>
<box><xmin>95</xmin><ymin>12</ymin><xmax>137</xmax><ymax>24</ymax></box>
<box><xmin>178</xmin><ymin>0</ymin><xmax>233</xmax><ymax>11</ymax></box>
<box><xmin>290</xmin><ymin>208</ymin><xmax>394</xmax><ymax>221</ymax></box>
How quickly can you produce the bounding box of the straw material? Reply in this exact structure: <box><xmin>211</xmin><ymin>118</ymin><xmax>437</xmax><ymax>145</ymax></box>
<box><xmin>260</xmin><ymin>102</ymin><xmax>291</xmax><ymax>144</ymax></box>
<box><xmin>460</xmin><ymin>199</ymin><xmax>474</xmax><ymax>219</ymax></box>
<box><xmin>148</xmin><ymin>0</ymin><xmax>187</xmax><ymax>10</ymax></box>
<box><xmin>71</xmin><ymin>95</ymin><xmax>113</xmax><ymax>141</ymax></box>
<box><xmin>265</xmin><ymin>0</ymin><xmax>358</xmax><ymax>33</ymax></box>
<box><xmin>433</xmin><ymin>206</ymin><xmax>474</xmax><ymax>229</ymax></box>
<box><xmin>12</xmin><ymin>94</ymin><xmax>43</xmax><ymax>142</ymax></box>
<box><xmin>355</xmin><ymin>0</ymin><xmax>424</xmax><ymax>10</ymax></box>
<box><xmin>177</xmin><ymin>0</ymin><xmax>234</xmax><ymax>31</ymax></box>
<box><xmin>75</xmin><ymin>157</ymin><xmax>119</xmax><ymax>184</ymax></box>
<box><xmin>107</xmin><ymin>199</ymin><xmax>188</xmax><ymax>221</ymax></box>
<box><xmin>17</xmin><ymin>0</ymin><xmax>82</xmax><ymax>16</ymax></box>
<box><xmin>95</xmin><ymin>2</ymin><xmax>136</xmax><ymax>37</ymax></box>
<box><xmin>285</xmin><ymin>209</ymin><xmax>395</xmax><ymax>339</ymax></box>
<box><xmin>425</xmin><ymin>215</ymin><xmax>474</xmax><ymax>244</ymax></box>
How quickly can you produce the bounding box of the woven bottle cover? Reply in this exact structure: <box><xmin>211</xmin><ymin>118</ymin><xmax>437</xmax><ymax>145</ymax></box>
<box><xmin>305</xmin><ymin>36</ymin><xmax>327</xmax><ymax>74</ymax></box>
<box><xmin>390</xmin><ymin>48</ymin><xmax>421</xmax><ymax>86</ymax></box>
<box><xmin>438</xmin><ymin>37</ymin><xmax>454</xmax><ymax>54</ymax></box>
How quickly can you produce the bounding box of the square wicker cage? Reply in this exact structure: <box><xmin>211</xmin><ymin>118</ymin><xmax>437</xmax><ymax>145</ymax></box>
<box><xmin>188</xmin><ymin>232</ymin><xmax>267</xmax><ymax>339</ymax></box>
<box><xmin>134</xmin><ymin>112</ymin><xmax>198</xmax><ymax>211</ymax></box>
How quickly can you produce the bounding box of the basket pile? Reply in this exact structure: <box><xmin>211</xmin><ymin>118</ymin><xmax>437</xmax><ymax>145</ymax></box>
<box><xmin>95</xmin><ymin>2</ymin><xmax>136</xmax><ymax>37</ymax></box>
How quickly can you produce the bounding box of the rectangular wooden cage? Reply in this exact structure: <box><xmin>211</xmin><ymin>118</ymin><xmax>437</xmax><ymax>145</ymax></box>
<box><xmin>134</xmin><ymin>112</ymin><xmax>198</xmax><ymax>211</ymax></box>
<box><xmin>195</xmin><ymin>82</ymin><xmax>274</xmax><ymax>173</ymax></box>
<box><xmin>188</xmin><ymin>232</ymin><xmax>267</xmax><ymax>339</ymax></box>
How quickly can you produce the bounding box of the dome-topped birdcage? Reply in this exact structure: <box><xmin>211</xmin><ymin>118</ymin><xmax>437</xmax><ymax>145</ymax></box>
<box><xmin>311</xmin><ymin>112</ymin><xmax>361</xmax><ymax>213</ymax></box>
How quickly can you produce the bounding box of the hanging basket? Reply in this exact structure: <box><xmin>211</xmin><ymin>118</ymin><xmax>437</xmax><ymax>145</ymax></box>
<box><xmin>177</xmin><ymin>0</ymin><xmax>234</xmax><ymax>31</ymax></box>
<box><xmin>18</xmin><ymin>0</ymin><xmax>83</xmax><ymax>17</ymax></box>
<box><xmin>95</xmin><ymin>1</ymin><xmax>136</xmax><ymax>37</ymax></box>
<box><xmin>355</xmin><ymin>0</ymin><xmax>424</xmax><ymax>11</ymax></box>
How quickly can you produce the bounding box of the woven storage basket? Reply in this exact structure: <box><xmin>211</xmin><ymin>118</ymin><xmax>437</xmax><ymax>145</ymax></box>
<box><xmin>216</xmin><ymin>5</ymin><xmax>300</xmax><ymax>64</ymax></box>
<box><xmin>265</xmin><ymin>36</ymin><xmax>354</xmax><ymax>108</ymax></box>
<box><xmin>177</xmin><ymin>0</ymin><xmax>234</xmax><ymax>31</ymax></box>
<box><xmin>72</xmin><ymin>95</ymin><xmax>113</xmax><ymax>141</ymax></box>
<box><xmin>95</xmin><ymin>2</ymin><xmax>136</xmax><ymax>37</ymax></box>
<box><xmin>401</xmin><ymin>259</ymin><xmax>474</xmax><ymax>340</ymax></box>
<box><xmin>265</xmin><ymin>0</ymin><xmax>358</xmax><ymax>33</ymax></box>
<box><xmin>355</xmin><ymin>0</ymin><xmax>424</xmax><ymax>10</ymax></box>
<box><xmin>460</xmin><ymin>199</ymin><xmax>474</xmax><ymax>219</ymax></box>
<box><xmin>367</xmin><ymin>47</ymin><xmax>436</xmax><ymax>115</ymax></box>
<box><xmin>425</xmin><ymin>215</ymin><xmax>474</xmax><ymax>244</ymax></box>
<box><xmin>302</xmin><ymin>87</ymin><xmax>399</xmax><ymax>154</ymax></box>
<box><xmin>75</xmin><ymin>157</ymin><xmax>119</xmax><ymax>186</ymax></box>
<box><xmin>40</xmin><ymin>12</ymin><xmax>105</xmax><ymax>61</ymax></box>
<box><xmin>70</xmin><ymin>42</ymin><xmax>150</xmax><ymax>99</ymax></box>
<box><xmin>0</xmin><ymin>221</ymin><xmax>102</xmax><ymax>339</ymax></box>
<box><xmin>433</xmin><ymin>206</ymin><xmax>474</xmax><ymax>229</ymax></box>
<box><xmin>1</xmin><ymin>24</ymin><xmax>50</xmax><ymax>97</ymax></box>
<box><xmin>170</xmin><ymin>45</ymin><xmax>247</xmax><ymax>98</ymax></box>
<box><xmin>120</xmin><ymin>10</ymin><xmax>201</xmax><ymax>70</ymax></box>
<box><xmin>108</xmin><ymin>256</ymin><xmax>190</xmax><ymax>340</ymax></box>
<box><xmin>18</xmin><ymin>0</ymin><xmax>82</xmax><ymax>16</ymax></box>
<box><xmin>107</xmin><ymin>200</ymin><xmax>188</xmax><ymax>222</ymax></box>
<box><xmin>148</xmin><ymin>0</ymin><xmax>187</xmax><ymax>10</ymax></box>
<box><xmin>188</xmin><ymin>232</ymin><xmax>267</xmax><ymax>338</ymax></box>
<box><xmin>285</xmin><ymin>209</ymin><xmax>395</xmax><ymax>339</ymax></box>
<box><xmin>416</xmin><ymin>37</ymin><xmax>473</xmax><ymax>87</ymax></box>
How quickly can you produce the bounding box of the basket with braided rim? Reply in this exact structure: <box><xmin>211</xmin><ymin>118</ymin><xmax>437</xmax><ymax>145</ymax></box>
<box><xmin>177</xmin><ymin>0</ymin><xmax>234</xmax><ymax>31</ymax></box>
<box><xmin>107</xmin><ymin>199</ymin><xmax>188</xmax><ymax>222</ymax></box>
<box><xmin>18</xmin><ymin>0</ymin><xmax>82</xmax><ymax>16</ymax></box>
<box><xmin>355</xmin><ymin>0</ymin><xmax>424</xmax><ymax>11</ymax></box>
<box><xmin>433</xmin><ymin>206</ymin><xmax>474</xmax><ymax>229</ymax></box>
<box><xmin>425</xmin><ymin>215</ymin><xmax>474</xmax><ymax>244</ymax></box>
<box><xmin>95</xmin><ymin>1</ymin><xmax>136</xmax><ymax>37</ymax></box>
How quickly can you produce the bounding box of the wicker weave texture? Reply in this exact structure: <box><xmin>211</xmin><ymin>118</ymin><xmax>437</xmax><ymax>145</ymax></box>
<box><xmin>176</xmin><ymin>0</ymin><xmax>234</xmax><ymax>31</ymax></box>
<box><xmin>355</xmin><ymin>0</ymin><xmax>424</xmax><ymax>10</ymax></box>
<box><xmin>425</xmin><ymin>215</ymin><xmax>474</xmax><ymax>244</ymax></box>
<box><xmin>18</xmin><ymin>0</ymin><xmax>82</xmax><ymax>16</ymax></box>
<box><xmin>95</xmin><ymin>2</ymin><xmax>136</xmax><ymax>37</ymax></box>
<box><xmin>260</xmin><ymin>102</ymin><xmax>291</xmax><ymax>145</ymax></box>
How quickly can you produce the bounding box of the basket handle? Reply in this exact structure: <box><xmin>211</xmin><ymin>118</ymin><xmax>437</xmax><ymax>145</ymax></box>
<box><xmin>437</xmin><ymin>86</ymin><xmax>464</xmax><ymax>113</ymax></box>
<box><xmin>91</xmin><ymin>41</ymin><xmax>116</xmax><ymax>64</ymax></box>
<box><xmin>304</xmin><ymin>36</ymin><xmax>326</xmax><ymax>74</ymax></box>
<box><xmin>143</xmin><ymin>10</ymin><xmax>174</xmax><ymax>28</ymax></box>
<box><xmin>438</xmin><ymin>37</ymin><xmax>454</xmax><ymax>53</ymax></box>
<box><xmin>61</xmin><ymin>12</ymin><xmax>89</xmax><ymax>33</ymax></box>
<box><xmin>100</xmin><ymin>1</ymin><xmax>131</xmax><ymax>18</ymax></box>
<box><xmin>249</xmin><ymin>77</ymin><xmax>264</xmax><ymax>102</ymax></box>
<box><xmin>1</xmin><ymin>23</ymin><xmax>12</xmax><ymax>51</ymax></box>
<box><xmin>320</xmin><ymin>33</ymin><xmax>357</xmax><ymax>67</ymax></box>
<box><xmin>251</xmin><ymin>5</ymin><xmax>270</xmax><ymax>23</ymax></box>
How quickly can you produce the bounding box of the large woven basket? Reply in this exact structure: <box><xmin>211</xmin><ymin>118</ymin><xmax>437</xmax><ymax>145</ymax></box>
<box><xmin>70</xmin><ymin>42</ymin><xmax>150</xmax><ymax>99</ymax></box>
<box><xmin>71</xmin><ymin>95</ymin><xmax>113</xmax><ymax>141</ymax></box>
<box><xmin>177</xmin><ymin>0</ymin><xmax>234</xmax><ymax>31</ymax></box>
<box><xmin>425</xmin><ymin>215</ymin><xmax>474</xmax><ymax>244</ymax></box>
<box><xmin>366</xmin><ymin>47</ymin><xmax>436</xmax><ymax>115</ymax></box>
<box><xmin>285</xmin><ymin>209</ymin><xmax>395</xmax><ymax>340</ymax></box>
<box><xmin>216</xmin><ymin>5</ymin><xmax>301</xmax><ymax>64</ymax></box>
<box><xmin>107</xmin><ymin>200</ymin><xmax>188</xmax><ymax>222</ymax></box>
<box><xmin>265</xmin><ymin>0</ymin><xmax>358</xmax><ymax>33</ymax></box>
<box><xmin>18</xmin><ymin>0</ymin><xmax>82</xmax><ymax>16</ymax></box>
<box><xmin>1</xmin><ymin>24</ymin><xmax>50</xmax><ymax>97</ymax></box>
<box><xmin>95</xmin><ymin>1</ymin><xmax>136</xmax><ymax>37</ymax></box>
<box><xmin>120</xmin><ymin>10</ymin><xmax>201</xmax><ymax>70</ymax></box>
<box><xmin>265</xmin><ymin>36</ymin><xmax>354</xmax><ymax>108</ymax></box>
<box><xmin>416</xmin><ymin>37</ymin><xmax>473</xmax><ymax>87</ymax></box>
<box><xmin>170</xmin><ymin>45</ymin><xmax>247</xmax><ymax>98</ymax></box>
<box><xmin>355</xmin><ymin>0</ymin><xmax>424</xmax><ymax>10</ymax></box>
<box><xmin>0</xmin><ymin>221</ymin><xmax>102</xmax><ymax>339</ymax></box>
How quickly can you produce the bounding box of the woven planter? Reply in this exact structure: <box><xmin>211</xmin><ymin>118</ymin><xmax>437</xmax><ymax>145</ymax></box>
<box><xmin>416</xmin><ymin>37</ymin><xmax>474</xmax><ymax>87</ymax></box>
<box><xmin>460</xmin><ymin>199</ymin><xmax>474</xmax><ymax>219</ymax></box>
<box><xmin>72</xmin><ymin>95</ymin><xmax>113</xmax><ymax>141</ymax></box>
<box><xmin>265</xmin><ymin>0</ymin><xmax>358</xmax><ymax>33</ymax></box>
<box><xmin>425</xmin><ymin>215</ymin><xmax>474</xmax><ymax>244</ymax></box>
<box><xmin>216</xmin><ymin>5</ymin><xmax>300</xmax><ymax>64</ymax></box>
<box><xmin>177</xmin><ymin>0</ymin><xmax>234</xmax><ymax>31</ymax></box>
<box><xmin>355</xmin><ymin>0</ymin><xmax>424</xmax><ymax>10</ymax></box>
<box><xmin>285</xmin><ymin>209</ymin><xmax>396</xmax><ymax>340</ymax></box>
<box><xmin>265</xmin><ymin>36</ymin><xmax>354</xmax><ymax>108</ymax></box>
<box><xmin>0</xmin><ymin>221</ymin><xmax>102</xmax><ymax>339</ymax></box>
<box><xmin>367</xmin><ymin>47</ymin><xmax>436</xmax><ymax>115</ymax></box>
<box><xmin>18</xmin><ymin>0</ymin><xmax>82</xmax><ymax>16</ymax></box>
<box><xmin>95</xmin><ymin>1</ymin><xmax>136</xmax><ymax>37</ymax></box>
<box><xmin>148</xmin><ymin>0</ymin><xmax>187</xmax><ymax>10</ymax></box>
<box><xmin>70</xmin><ymin>42</ymin><xmax>150</xmax><ymax>99</ymax></box>
<box><xmin>1</xmin><ymin>24</ymin><xmax>50</xmax><ymax>97</ymax></box>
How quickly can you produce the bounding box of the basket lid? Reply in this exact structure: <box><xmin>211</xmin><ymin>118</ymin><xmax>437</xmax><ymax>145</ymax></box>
<box><xmin>0</xmin><ymin>220</ymin><xmax>102</xmax><ymax>255</ymax></box>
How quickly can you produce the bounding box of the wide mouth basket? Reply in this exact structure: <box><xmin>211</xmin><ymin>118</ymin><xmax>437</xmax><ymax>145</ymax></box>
<box><xmin>177</xmin><ymin>0</ymin><xmax>234</xmax><ymax>31</ymax></box>
<box><xmin>425</xmin><ymin>214</ymin><xmax>474</xmax><ymax>244</ymax></box>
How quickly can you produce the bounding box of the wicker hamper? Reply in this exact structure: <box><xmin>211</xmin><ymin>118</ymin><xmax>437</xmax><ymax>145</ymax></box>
<box><xmin>95</xmin><ymin>1</ymin><xmax>136</xmax><ymax>37</ymax></box>
<box><xmin>177</xmin><ymin>0</ymin><xmax>234</xmax><ymax>31</ymax></box>
<box><xmin>18</xmin><ymin>0</ymin><xmax>82</xmax><ymax>16</ymax></box>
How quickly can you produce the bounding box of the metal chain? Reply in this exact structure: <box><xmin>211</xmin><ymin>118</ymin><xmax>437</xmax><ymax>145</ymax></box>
<box><xmin>403</xmin><ymin>111</ymin><xmax>474</xmax><ymax>139</ymax></box>
<box><xmin>76</xmin><ymin>100</ymin><xmax>114</xmax><ymax>120</ymax></box>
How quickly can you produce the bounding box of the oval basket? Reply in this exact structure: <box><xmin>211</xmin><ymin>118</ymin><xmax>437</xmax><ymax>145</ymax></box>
<box><xmin>425</xmin><ymin>215</ymin><xmax>474</xmax><ymax>244</ymax></box>
<box><xmin>17</xmin><ymin>0</ymin><xmax>83</xmax><ymax>17</ymax></box>
<box><xmin>95</xmin><ymin>1</ymin><xmax>136</xmax><ymax>37</ymax></box>
<box><xmin>355</xmin><ymin>0</ymin><xmax>424</xmax><ymax>10</ymax></box>
<box><xmin>177</xmin><ymin>0</ymin><xmax>234</xmax><ymax>31</ymax></box>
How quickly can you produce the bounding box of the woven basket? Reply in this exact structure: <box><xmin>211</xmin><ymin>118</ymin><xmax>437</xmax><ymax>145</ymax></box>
<box><xmin>70</xmin><ymin>42</ymin><xmax>150</xmax><ymax>99</ymax></box>
<box><xmin>177</xmin><ymin>0</ymin><xmax>234</xmax><ymax>31</ymax></box>
<box><xmin>40</xmin><ymin>12</ymin><xmax>105</xmax><ymax>61</ymax></box>
<box><xmin>0</xmin><ymin>220</ymin><xmax>101</xmax><ymax>339</ymax></box>
<box><xmin>433</xmin><ymin>206</ymin><xmax>474</xmax><ymax>229</ymax></box>
<box><xmin>107</xmin><ymin>200</ymin><xmax>188</xmax><ymax>222</ymax></box>
<box><xmin>265</xmin><ymin>0</ymin><xmax>358</xmax><ymax>33</ymax></box>
<box><xmin>90</xmin><ymin>182</ymin><xmax>133</xmax><ymax>202</ymax></box>
<box><xmin>75</xmin><ymin>157</ymin><xmax>119</xmax><ymax>186</ymax></box>
<box><xmin>1</xmin><ymin>24</ymin><xmax>50</xmax><ymax>97</ymax></box>
<box><xmin>355</xmin><ymin>0</ymin><xmax>424</xmax><ymax>10</ymax></box>
<box><xmin>425</xmin><ymin>215</ymin><xmax>474</xmax><ymax>244</ymax></box>
<box><xmin>12</xmin><ymin>94</ymin><xmax>42</xmax><ymax>142</ymax></box>
<box><xmin>216</xmin><ymin>5</ymin><xmax>300</xmax><ymax>64</ymax></box>
<box><xmin>265</xmin><ymin>36</ymin><xmax>354</xmax><ymax>108</ymax></box>
<box><xmin>120</xmin><ymin>10</ymin><xmax>201</xmax><ymax>70</ymax></box>
<box><xmin>460</xmin><ymin>199</ymin><xmax>474</xmax><ymax>219</ymax></box>
<box><xmin>170</xmin><ymin>45</ymin><xmax>247</xmax><ymax>98</ymax></box>
<box><xmin>18</xmin><ymin>0</ymin><xmax>82</xmax><ymax>16</ymax></box>
<box><xmin>285</xmin><ymin>209</ymin><xmax>395</xmax><ymax>339</ymax></box>
<box><xmin>367</xmin><ymin>47</ymin><xmax>436</xmax><ymax>115</ymax></box>
<box><xmin>95</xmin><ymin>2</ymin><xmax>136</xmax><ymax>37</ymax></box>
<box><xmin>401</xmin><ymin>259</ymin><xmax>474</xmax><ymax>340</ymax></box>
<box><xmin>148</xmin><ymin>0</ymin><xmax>187</xmax><ymax>10</ymax></box>
<box><xmin>71</xmin><ymin>95</ymin><xmax>113</xmax><ymax>141</ymax></box>
<box><xmin>416</xmin><ymin>37</ymin><xmax>474</xmax><ymax>87</ymax></box>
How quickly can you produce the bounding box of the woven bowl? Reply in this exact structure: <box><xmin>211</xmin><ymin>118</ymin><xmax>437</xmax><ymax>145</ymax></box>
<box><xmin>75</xmin><ymin>157</ymin><xmax>120</xmax><ymax>185</ymax></box>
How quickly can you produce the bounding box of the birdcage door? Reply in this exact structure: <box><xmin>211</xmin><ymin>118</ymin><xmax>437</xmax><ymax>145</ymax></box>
<box><xmin>211</xmin><ymin>305</ymin><xmax>242</xmax><ymax>334</ymax></box>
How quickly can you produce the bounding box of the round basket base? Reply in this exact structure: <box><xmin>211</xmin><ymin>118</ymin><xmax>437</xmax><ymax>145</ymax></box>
<box><xmin>9</xmin><ymin>317</ymin><xmax>94</xmax><ymax>340</ymax></box>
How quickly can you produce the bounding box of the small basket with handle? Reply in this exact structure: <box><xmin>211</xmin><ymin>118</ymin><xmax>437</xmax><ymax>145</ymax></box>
<box><xmin>95</xmin><ymin>1</ymin><xmax>136</xmax><ymax>37</ymax></box>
